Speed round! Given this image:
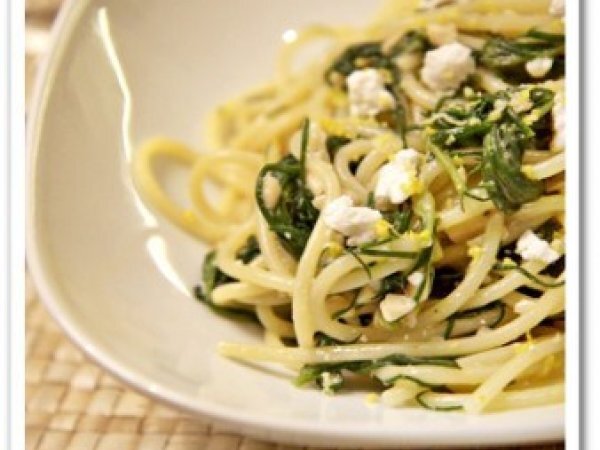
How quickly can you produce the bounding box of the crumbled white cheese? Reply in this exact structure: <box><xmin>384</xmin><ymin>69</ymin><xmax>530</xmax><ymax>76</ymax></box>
<box><xmin>420</xmin><ymin>42</ymin><xmax>475</xmax><ymax>91</ymax></box>
<box><xmin>322</xmin><ymin>195</ymin><xmax>382</xmax><ymax>246</ymax></box>
<box><xmin>374</xmin><ymin>148</ymin><xmax>422</xmax><ymax>204</ymax></box>
<box><xmin>525</xmin><ymin>57</ymin><xmax>553</xmax><ymax>78</ymax></box>
<box><xmin>515</xmin><ymin>230</ymin><xmax>560</xmax><ymax>264</ymax></box>
<box><xmin>407</xmin><ymin>271</ymin><xmax>425</xmax><ymax>287</ymax></box>
<box><xmin>379</xmin><ymin>294</ymin><xmax>417</xmax><ymax>322</ymax></box>
<box><xmin>552</xmin><ymin>90</ymin><xmax>565</xmax><ymax>151</ymax></box>
<box><xmin>421</xmin><ymin>0</ymin><xmax>454</xmax><ymax>9</ymax></box>
<box><xmin>514</xmin><ymin>299</ymin><xmax>536</xmax><ymax>315</ymax></box>
<box><xmin>262</xmin><ymin>173</ymin><xmax>281</xmax><ymax>209</ymax></box>
<box><xmin>346</xmin><ymin>68</ymin><xmax>396</xmax><ymax>117</ymax></box>
<box><xmin>426</xmin><ymin>23</ymin><xmax>458</xmax><ymax>46</ymax></box>
<box><xmin>549</xmin><ymin>0</ymin><xmax>564</xmax><ymax>16</ymax></box>
<box><xmin>320</xmin><ymin>371</ymin><xmax>343</xmax><ymax>395</ymax></box>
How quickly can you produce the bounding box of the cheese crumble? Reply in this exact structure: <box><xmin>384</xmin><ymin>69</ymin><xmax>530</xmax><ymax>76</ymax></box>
<box><xmin>420</xmin><ymin>42</ymin><xmax>475</xmax><ymax>91</ymax></box>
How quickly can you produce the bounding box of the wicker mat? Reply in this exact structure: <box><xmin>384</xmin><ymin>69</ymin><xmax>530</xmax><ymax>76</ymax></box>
<box><xmin>25</xmin><ymin>275</ymin><xmax>565</xmax><ymax>450</ymax></box>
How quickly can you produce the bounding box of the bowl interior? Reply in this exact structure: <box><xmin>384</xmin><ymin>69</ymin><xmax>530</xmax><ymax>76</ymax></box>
<box><xmin>28</xmin><ymin>0</ymin><xmax>563</xmax><ymax>447</ymax></box>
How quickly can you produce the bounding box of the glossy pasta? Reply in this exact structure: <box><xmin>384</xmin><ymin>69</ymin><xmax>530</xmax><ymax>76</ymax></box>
<box><xmin>133</xmin><ymin>0</ymin><xmax>566</xmax><ymax>413</ymax></box>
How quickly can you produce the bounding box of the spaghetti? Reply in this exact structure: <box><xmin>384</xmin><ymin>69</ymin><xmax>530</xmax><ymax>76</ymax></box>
<box><xmin>133</xmin><ymin>0</ymin><xmax>566</xmax><ymax>413</ymax></box>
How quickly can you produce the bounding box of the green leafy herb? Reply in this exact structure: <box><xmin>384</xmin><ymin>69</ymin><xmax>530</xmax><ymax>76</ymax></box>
<box><xmin>388</xmin><ymin>30</ymin><xmax>430</xmax><ymax>57</ymax></box>
<box><xmin>370</xmin><ymin>243</ymin><xmax>434</xmax><ymax>304</ymax></box>
<box><xmin>428</xmin><ymin>141</ymin><xmax>469</xmax><ymax>197</ymax></box>
<box><xmin>314</xmin><ymin>332</ymin><xmax>352</xmax><ymax>347</ymax></box>
<box><xmin>331</xmin><ymin>291</ymin><xmax>362</xmax><ymax>321</ymax></box>
<box><xmin>366</xmin><ymin>191</ymin><xmax>376</xmax><ymax>208</ymax></box>
<box><xmin>493</xmin><ymin>263</ymin><xmax>564</xmax><ymax>288</ymax></box>
<box><xmin>345</xmin><ymin>247</ymin><xmax>373</xmax><ymax>279</ymax></box>
<box><xmin>479</xmin><ymin>29</ymin><xmax>564</xmax><ymax>81</ymax></box>
<box><xmin>383</xmin><ymin>205</ymin><xmax>413</xmax><ymax>234</ymax></box>
<box><xmin>377</xmin><ymin>91</ymin><xmax>411</xmax><ymax>144</ymax></box>
<box><xmin>444</xmin><ymin>300</ymin><xmax>506</xmax><ymax>339</ymax></box>
<box><xmin>408</xmin><ymin>245</ymin><xmax>435</xmax><ymax>303</ymax></box>
<box><xmin>295</xmin><ymin>353</ymin><xmax>458</xmax><ymax>390</ymax></box>
<box><xmin>235</xmin><ymin>236</ymin><xmax>260</xmax><ymax>264</ymax></box>
<box><xmin>429</xmin><ymin>85</ymin><xmax>554</xmax><ymax>151</ymax></box>
<box><xmin>299</xmin><ymin>118</ymin><xmax>309</xmax><ymax>183</ymax></box>
<box><xmin>429</xmin><ymin>94</ymin><xmax>497</xmax><ymax>149</ymax></box>
<box><xmin>358</xmin><ymin>240</ymin><xmax>433</xmax><ymax>303</ymax></box>
<box><xmin>392</xmin><ymin>101</ymin><xmax>409</xmax><ymax>143</ymax></box>
<box><xmin>325</xmin><ymin>41</ymin><xmax>399</xmax><ymax>87</ymax></box>
<box><xmin>431</xmin><ymin>121</ymin><xmax>494</xmax><ymax>150</ymax></box>
<box><xmin>415</xmin><ymin>391</ymin><xmax>463</xmax><ymax>411</ymax></box>
<box><xmin>201</xmin><ymin>251</ymin><xmax>233</xmax><ymax>293</ymax></box>
<box><xmin>295</xmin><ymin>366</ymin><xmax>345</xmax><ymax>393</ymax></box>
<box><xmin>325</xmin><ymin>135</ymin><xmax>352</xmax><ymax>160</ymax></box>
<box><xmin>380</xmin><ymin>374</ymin><xmax>440</xmax><ymax>389</ymax></box>
<box><xmin>255</xmin><ymin>122</ymin><xmax>320</xmax><ymax>258</ymax></box>
<box><xmin>375</xmin><ymin>273</ymin><xmax>406</xmax><ymax>302</ymax></box>
<box><xmin>193</xmin><ymin>251</ymin><xmax>258</xmax><ymax>323</ymax></box>
<box><xmin>481</xmin><ymin>123</ymin><xmax>544</xmax><ymax>212</ymax></box>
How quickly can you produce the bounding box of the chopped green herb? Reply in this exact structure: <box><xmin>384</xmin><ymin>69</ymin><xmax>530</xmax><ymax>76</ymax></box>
<box><xmin>493</xmin><ymin>263</ymin><xmax>564</xmax><ymax>288</ymax></box>
<box><xmin>380</xmin><ymin>374</ymin><xmax>440</xmax><ymax>389</ymax></box>
<box><xmin>415</xmin><ymin>391</ymin><xmax>463</xmax><ymax>411</ymax></box>
<box><xmin>235</xmin><ymin>236</ymin><xmax>260</xmax><ymax>264</ymax></box>
<box><xmin>255</xmin><ymin>121</ymin><xmax>320</xmax><ymax>259</ymax></box>
<box><xmin>295</xmin><ymin>353</ymin><xmax>458</xmax><ymax>390</ymax></box>
<box><xmin>444</xmin><ymin>300</ymin><xmax>506</xmax><ymax>339</ymax></box>
<box><xmin>479</xmin><ymin>29</ymin><xmax>564</xmax><ymax>81</ymax></box>
<box><xmin>481</xmin><ymin>123</ymin><xmax>544</xmax><ymax>212</ymax></box>
<box><xmin>193</xmin><ymin>251</ymin><xmax>259</xmax><ymax>323</ymax></box>
<box><xmin>345</xmin><ymin>247</ymin><xmax>373</xmax><ymax>279</ymax></box>
<box><xmin>384</xmin><ymin>205</ymin><xmax>413</xmax><ymax>234</ymax></box>
<box><xmin>325</xmin><ymin>41</ymin><xmax>399</xmax><ymax>87</ymax></box>
<box><xmin>325</xmin><ymin>135</ymin><xmax>352</xmax><ymax>160</ymax></box>
<box><xmin>314</xmin><ymin>332</ymin><xmax>353</xmax><ymax>347</ymax></box>
<box><xmin>388</xmin><ymin>30</ymin><xmax>430</xmax><ymax>57</ymax></box>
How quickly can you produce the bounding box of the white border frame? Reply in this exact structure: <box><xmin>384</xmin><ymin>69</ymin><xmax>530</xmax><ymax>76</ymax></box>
<box><xmin>565</xmin><ymin>0</ymin><xmax>581</xmax><ymax>449</ymax></box>
<box><xmin>14</xmin><ymin>0</ymin><xmax>590</xmax><ymax>448</ymax></box>
<box><xmin>9</xmin><ymin>0</ymin><xmax>25</xmax><ymax>449</ymax></box>
<box><xmin>1</xmin><ymin>0</ymin><xmax>9</xmax><ymax>447</ymax></box>
<box><xmin>582</xmin><ymin>1</ymin><xmax>599</xmax><ymax>449</ymax></box>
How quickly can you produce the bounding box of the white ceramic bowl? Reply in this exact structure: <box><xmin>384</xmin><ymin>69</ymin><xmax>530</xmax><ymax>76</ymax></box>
<box><xmin>27</xmin><ymin>0</ymin><xmax>564</xmax><ymax>447</ymax></box>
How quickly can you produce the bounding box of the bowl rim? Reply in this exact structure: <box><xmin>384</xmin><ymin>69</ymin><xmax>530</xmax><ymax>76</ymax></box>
<box><xmin>25</xmin><ymin>0</ymin><xmax>564</xmax><ymax>447</ymax></box>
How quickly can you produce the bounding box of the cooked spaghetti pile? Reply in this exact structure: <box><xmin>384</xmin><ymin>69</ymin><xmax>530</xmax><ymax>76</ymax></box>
<box><xmin>133</xmin><ymin>0</ymin><xmax>566</xmax><ymax>413</ymax></box>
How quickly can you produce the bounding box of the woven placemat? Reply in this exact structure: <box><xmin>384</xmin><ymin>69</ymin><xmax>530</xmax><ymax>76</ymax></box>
<box><xmin>24</xmin><ymin>2</ymin><xmax>565</xmax><ymax>449</ymax></box>
<box><xmin>25</xmin><ymin>272</ymin><xmax>565</xmax><ymax>450</ymax></box>
<box><xmin>26</xmin><ymin>273</ymin><xmax>259</xmax><ymax>450</ymax></box>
